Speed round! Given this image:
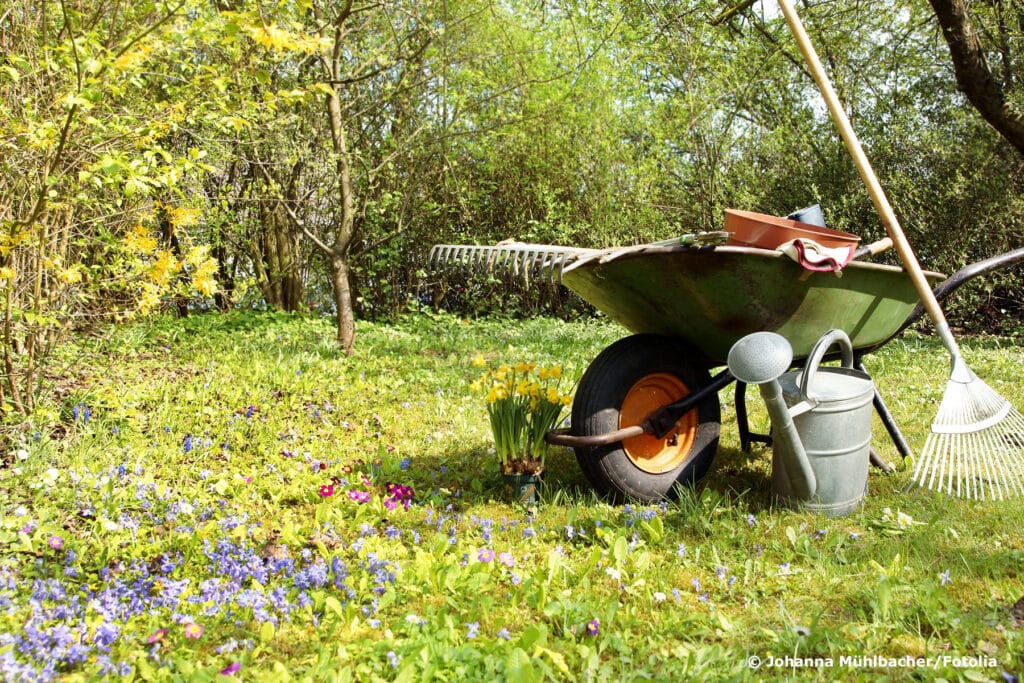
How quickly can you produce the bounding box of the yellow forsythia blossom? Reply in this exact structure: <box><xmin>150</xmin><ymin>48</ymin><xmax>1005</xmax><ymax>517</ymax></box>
<box><xmin>124</xmin><ymin>225</ymin><xmax>158</xmax><ymax>254</ymax></box>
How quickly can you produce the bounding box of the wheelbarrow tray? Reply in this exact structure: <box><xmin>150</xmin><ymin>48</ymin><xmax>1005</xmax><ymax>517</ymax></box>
<box><xmin>560</xmin><ymin>244</ymin><xmax>944</xmax><ymax>364</ymax></box>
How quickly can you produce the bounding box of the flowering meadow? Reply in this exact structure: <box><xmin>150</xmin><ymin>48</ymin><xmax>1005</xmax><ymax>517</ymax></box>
<box><xmin>1</xmin><ymin>311</ymin><xmax>1023</xmax><ymax>681</ymax></box>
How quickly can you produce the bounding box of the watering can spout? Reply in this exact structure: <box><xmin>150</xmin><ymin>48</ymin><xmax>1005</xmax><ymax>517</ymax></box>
<box><xmin>755</xmin><ymin>372</ymin><xmax>818</xmax><ymax>500</ymax></box>
<box><xmin>727</xmin><ymin>332</ymin><xmax>818</xmax><ymax>499</ymax></box>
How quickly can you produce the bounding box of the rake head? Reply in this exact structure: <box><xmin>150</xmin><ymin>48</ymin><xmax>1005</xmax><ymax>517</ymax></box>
<box><xmin>427</xmin><ymin>233</ymin><xmax>729</xmax><ymax>284</ymax></box>
<box><xmin>911</xmin><ymin>368</ymin><xmax>1024</xmax><ymax>500</ymax></box>
<box><xmin>427</xmin><ymin>243</ymin><xmax>599</xmax><ymax>283</ymax></box>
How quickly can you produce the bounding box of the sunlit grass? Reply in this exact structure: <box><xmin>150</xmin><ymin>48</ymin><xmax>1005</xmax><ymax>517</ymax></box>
<box><xmin>1</xmin><ymin>311</ymin><xmax>1022</xmax><ymax>681</ymax></box>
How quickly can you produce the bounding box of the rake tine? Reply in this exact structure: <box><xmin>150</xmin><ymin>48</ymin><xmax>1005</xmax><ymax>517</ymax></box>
<box><xmin>518</xmin><ymin>248</ymin><xmax>532</xmax><ymax>276</ymax></box>
<box><xmin>519</xmin><ymin>249</ymin><xmax>533</xmax><ymax>279</ymax></box>
<box><xmin>481</xmin><ymin>246</ymin><xmax>497</xmax><ymax>267</ymax></box>
<box><xmin>532</xmin><ymin>249</ymin><xmax>546</xmax><ymax>274</ymax></box>
<box><xmin>517</xmin><ymin>249</ymin><xmax>531</xmax><ymax>276</ymax></box>
<box><xmin>529</xmin><ymin>249</ymin><xmax>544</xmax><ymax>275</ymax></box>
<box><xmin>495</xmin><ymin>248</ymin><xmax>510</xmax><ymax>269</ymax></box>
<box><xmin>545</xmin><ymin>252</ymin><xmax>564</xmax><ymax>282</ymax></box>
<box><xmin>520</xmin><ymin>249</ymin><xmax>536</xmax><ymax>276</ymax></box>
<box><xmin>546</xmin><ymin>253</ymin><xmax>562</xmax><ymax>281</ymax></box>
<box><xmin>979</xmin><ymin>429</ymin><xmax>998</xmax><ymax>501</ymax></box>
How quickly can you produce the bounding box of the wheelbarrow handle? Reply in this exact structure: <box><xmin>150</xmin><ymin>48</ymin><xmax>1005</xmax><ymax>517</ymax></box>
<box><xmin>899</xmin><ymin>246</ymin><xmax>1024</xmax><ymax>333</ymax></box>
<box><xmin>545</xmin><ymin>425</ymin><xmax>646</xmax><ymax>448</ymax></box>
<box><xmin>852</xmin><ymin>237</ymin><xmax>893</xmax><ymax>261</ymax></box>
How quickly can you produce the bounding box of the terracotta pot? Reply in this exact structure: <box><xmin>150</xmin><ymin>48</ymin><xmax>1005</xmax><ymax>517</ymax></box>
<box><xmin>724</xmin><ymin>209</ymin><xmax>860</xmax><ymax>251</ymax></box>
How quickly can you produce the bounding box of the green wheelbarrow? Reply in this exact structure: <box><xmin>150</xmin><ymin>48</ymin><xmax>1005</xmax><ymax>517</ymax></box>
<box><xmin>429</xmin><ymin>239</ymin><xmax>1024</xmax><ymax>502</ymax></box>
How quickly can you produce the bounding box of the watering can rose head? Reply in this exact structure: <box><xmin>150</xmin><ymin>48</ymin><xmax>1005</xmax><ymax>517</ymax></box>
<box><xmin>469</xmin><ymin>356</ymin><xmax>574</xmax><ymax>475</ymax></box>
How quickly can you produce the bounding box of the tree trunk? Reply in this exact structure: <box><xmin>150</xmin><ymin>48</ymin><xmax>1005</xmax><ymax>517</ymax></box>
<box><xmin>159</xmin><ymin>208</ymin><xmax>189</xmax><ymax>317</ymax></box>
<box><xmin>322</xmin><ymin>4</ymin><xmax>359</xmax><ymax>353</ymax></box>
<box><xmin>928</xmin><ymin>0</ymin><xmax>1024</xmax><ymax>156</ymax></box>
<box><xmin>330</xmin><ymin>254</ymin><xmax>356</xmax><ymax>354</ymax></box>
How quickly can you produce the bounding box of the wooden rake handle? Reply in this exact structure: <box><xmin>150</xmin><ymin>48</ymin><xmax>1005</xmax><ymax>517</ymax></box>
<box><xmin>776</xmin><ymin>0</ymin><xmax>956</xmax><ymax>346</ymax></box>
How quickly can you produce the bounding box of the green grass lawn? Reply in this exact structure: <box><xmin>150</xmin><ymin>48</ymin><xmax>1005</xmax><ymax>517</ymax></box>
<box><xmin>1</xmin><ymin>311</ymin><xmax>1022</xmax><ymax>681</ymax></box>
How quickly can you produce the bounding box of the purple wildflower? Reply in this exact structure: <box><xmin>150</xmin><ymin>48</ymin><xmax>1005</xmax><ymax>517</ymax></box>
<box><xmin>221</xmin><ymin>662</ymin><xmax>241</xmax><ymax>676</ymax></box>
<box><xmin>585</xmin><ymin>618</ymin><xmax>599</xmax><ymax>636</ymax></box>
<box><xmin>347</xmin><ymin>490</ymin><xmax>371</xmax><ymax>504</ymax></box>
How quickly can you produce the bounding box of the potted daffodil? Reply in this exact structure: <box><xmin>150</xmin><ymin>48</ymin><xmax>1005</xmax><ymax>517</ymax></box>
<box><xmin>470</xmin><ymin>355</ymin><xmax>573</xmax><ymax>503</ymax></box>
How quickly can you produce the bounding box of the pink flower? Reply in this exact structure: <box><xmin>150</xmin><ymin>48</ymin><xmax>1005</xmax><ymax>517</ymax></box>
<box><xmin>221</xmin><ymin>662</ymin><xmax>241</xmax><ymax>676</ymax></box>
<box><xmin>183</xmin><ymin>622</ymin><xmax>204</xmax><ymax>639</ymax></box>
<box><xmin>319</xmin><ymin>484</ymin><xmax>334</xmax><ymax>498</ymax></box>
<box><xmin>147</xmin><ymin>628</ymin><xmax>168</xmax><ymax>644</ymax></box>
<box><xmin>47</xmin><ymin>535</ymin><xmax>64</xmax><ymax>550</ymax></box>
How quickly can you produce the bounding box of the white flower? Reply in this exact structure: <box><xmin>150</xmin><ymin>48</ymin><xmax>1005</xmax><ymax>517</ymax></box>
<box><xmin>653</xmin><ymin>591</ymin><xmax>667</xmax><ymax>603</ymax></box>
<box><xmin>15</xmin><ymin>449</ymin><xmax>28</xmax><ymax>461</ymax></box>
<box><xmin>605</xmin><ymin>567</ymin><xmax>621</xmax><ymax>581</ymax></box>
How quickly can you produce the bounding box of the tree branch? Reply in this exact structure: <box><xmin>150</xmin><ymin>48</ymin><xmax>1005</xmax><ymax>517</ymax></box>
<box><xmin>928</xmin><ymin>0</ymin><xmax>1024</xmax><ymax>156</ymax></box>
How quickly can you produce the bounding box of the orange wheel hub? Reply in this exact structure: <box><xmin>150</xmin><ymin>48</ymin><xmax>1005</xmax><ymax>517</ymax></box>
<box><xmin>619</xmin><ymin>373</ymin><xmax>698</xmax><ymax>474</ymax></box>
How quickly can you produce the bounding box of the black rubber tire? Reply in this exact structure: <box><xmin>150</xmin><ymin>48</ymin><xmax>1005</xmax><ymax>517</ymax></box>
<box><xmin>572</xmin><ymin>335</ymin><xmax>721</xmax><ymax>502</ymax></box>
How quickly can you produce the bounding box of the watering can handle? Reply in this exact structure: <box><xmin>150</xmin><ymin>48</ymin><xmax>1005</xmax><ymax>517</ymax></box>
<box><xmin>799</xmin><ymin>329</ymin><xmax>854</xmax><ymax>403</ymax></box>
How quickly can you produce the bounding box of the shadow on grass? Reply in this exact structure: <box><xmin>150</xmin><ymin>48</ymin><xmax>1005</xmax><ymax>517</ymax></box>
<box><xmin>414</xmin><ymin>439</ymin><xmax>785</xmax><ymax>513</ymax></box>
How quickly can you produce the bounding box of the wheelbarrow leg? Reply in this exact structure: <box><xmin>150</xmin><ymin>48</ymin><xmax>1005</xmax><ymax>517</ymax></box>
<box><xmin>855</xmin><ymin>358</ymin><xmax>910</xmax><ymax>471</ymax></box>
<box><xmin>736</xmin><ymin>380</ymin><xmax>772</xmax><ymax>451</ymax></box>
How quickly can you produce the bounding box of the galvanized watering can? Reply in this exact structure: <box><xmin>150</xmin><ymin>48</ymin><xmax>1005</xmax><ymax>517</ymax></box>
<box><xmin>728</xmin><ymin>329</ymin><xmax>874</xmax><ymax>516</ymax></box>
